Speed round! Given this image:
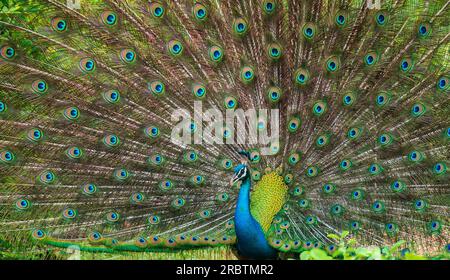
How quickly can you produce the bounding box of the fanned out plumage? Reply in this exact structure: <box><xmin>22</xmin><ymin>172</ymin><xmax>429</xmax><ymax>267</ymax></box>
<box><xmin>0</xmin><ymin>0</ymin><xmax>449</xmax><ymax>258</ymax></box>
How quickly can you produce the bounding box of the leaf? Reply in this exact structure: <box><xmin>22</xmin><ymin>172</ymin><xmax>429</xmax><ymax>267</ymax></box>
<box><xmin>346</xmin><ymin>238</ymin><xmax>357</xmax><ymax>246</ymax></box>
<box><xmin>355</xmin><ymin>247</ymin><xmax>370</xmax><ymax>258</ymax></box>
<box><xmin>367</xmin><ymin>246</ymin><xmax>383</xmax><ymax>260</ymax></box>
<box><xmin>404</xmin><ymin>253</ymin><xmax>428</xmax><ymax>260</ymax></box>
<box><xmin>310</xmin><ymin>248</ymin><xmax>332</xmax><ymax>260</ymax></box>
<box><xmin>331</xmin><ymin>250</ymin><xmax>342</xmax><ymax>259</ymax></box>
<box><xmin>343</xmin><ymin>254</ymin><xmax>357</xmax><ymax>260</ymax></box>
<box><xmin>389</xmin><ymin>240</ymin><xmax>406</xmax><ymax>252</ymax></box>
<box><xmin>300</xmin><ymin>251</ymin><xmax>311</xmax><ymax>260</ymax></box>
<box><xmin>340</xmin><ymin>230</ymin><xmax>349</xmax><ymax>239</ymax></box>
<box><xmin>335</xmin><ymin>247</ymin><xmax>346</xmax><ymax>258</ymax></box>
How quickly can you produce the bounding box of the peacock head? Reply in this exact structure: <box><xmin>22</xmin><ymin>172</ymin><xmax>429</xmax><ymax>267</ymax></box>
<box><xmin>230</xmin><ymin>163</ymin><xmax>249</xmax><ymax>185</ymax></box>
<box><xmin>230</xmin><ymin>150</ymin><xmax>252</xmax><ymax>185</ymax></box>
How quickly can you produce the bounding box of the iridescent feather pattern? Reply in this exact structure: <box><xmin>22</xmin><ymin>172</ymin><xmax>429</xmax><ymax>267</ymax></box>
<box><xmin>0</xmin><ymin>0</ymin><xmax>449</xmax><ymax>260</ymax></box>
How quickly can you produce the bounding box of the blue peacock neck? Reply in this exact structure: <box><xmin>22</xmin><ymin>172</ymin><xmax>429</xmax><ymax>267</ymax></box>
<box><xmin>236</xmin><ymin>177</ymin><xmax>252</xmax><ymax>215</ymax></box>
<box><xmin>234</xmin><ymin>176</ymin><xmax>277</xmax><ymax>259</ymax></box>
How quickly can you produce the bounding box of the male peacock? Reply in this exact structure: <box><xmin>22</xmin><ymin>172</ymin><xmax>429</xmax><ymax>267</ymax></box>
<box><xmin>0</xmin><ymin>0</ymin><xmax>449</xmax><ymax>260</ymax></box>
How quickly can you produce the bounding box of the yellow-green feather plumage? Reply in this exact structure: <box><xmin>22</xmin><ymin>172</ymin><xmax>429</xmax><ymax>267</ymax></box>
<box><xmin>250</xmin><ymin>171</ymin><xmax>288</xmax><ymax>233</ymax></box>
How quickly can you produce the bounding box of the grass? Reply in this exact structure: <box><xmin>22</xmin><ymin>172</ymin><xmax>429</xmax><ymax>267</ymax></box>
<box><xmin>298</xmin><ymin>231</ymin><xmax>449</xmax><ymax>260</ymax></box>
<box><xmin>0</xmin><ymin>245</ymin><xmax>238</xmax><ymax>260</ymax></box>
<box><xmin>1</xmin><ymin>232</ymin><xmax>448</xmax><ymax>260</ymax></box>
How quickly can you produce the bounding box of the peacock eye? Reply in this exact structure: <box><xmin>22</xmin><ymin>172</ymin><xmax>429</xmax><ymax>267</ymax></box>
<box><xmin>385</xmin><ymin>223</ymin><xmax>399</xmax><ymax>236</ymax></box>
<box><xmin>150</xmin><ymin>2</ymin><xmax>165</xmax><ymax>18</ymax></box>
<box><xmin>120</xmin><ymin>49</ymin><xmax>137</xmax><ymax>64</ymax></box>
<box><xmin>399</xmin><ymin>57</ymin><xmax>414</xmax><ymax>72</ymax></box>
<box><xmin>209</xmin><ymin>46</ymin><xmax>224</xmax><ymax>63</ymax></box>
<box><xmin>159</xmin><ymin>179</ymin><xmax>173</xmax><ymax>191</ymax></box>
<box><xmin>433</xmin><ymin>162</ymin><xmax>446</xmax><ymax>175</ymax></box>
<box><xmin>331</xmin><ymin>204</ymin><xmax>344</xmax><ymax>216</ymax></box>
<box><xmin>335</xmin><ymin>13</ymin><xmax>346</xmax><ymax>26</ymax></box>
<box><xmin>262</xmin><ymin>0</ymin><xmax>276</xmax><ymax>15</ymax></box>
<box><xmin>0</xmin><ymin>101</ymin><xmax>6</xmax><ymax>113</ymax></box>
<box><xmin>418</xmin><ymin>23</ymin><xmax>432</xmax><ymax>38</ymax></box>
<box><xmin>364</xmin><ymin>51</ymin><xmax>379</xmax><ymax>66</ymax></box>
<box><xmin>302</xmin><ymin>23</ymin><xmax>316</xmax><ymax>39</ymax></box>
<box><xmin>313</xmin><ymin>100</ymin><xmax>328</xmax><ymax>116</ymax></box>
<box><xmin>15</xmin><ymin>198</ymin><xmax>31</xmax><ymax>210</ymax></box>
<box><xmin>32</xmin><ymin>229</ymin><xmax>46</xmax><ymax>240</ymax></box>
<box><xmin>82</xmin><ymin>183</ymin><xmax>97</xmax><ymax>195</ymax></box>
<box><xmin>372</xmin><ymin>200</ymin><xmax>385</xmax><ymax>213</ymax></box>
<box><xmin>114</xmin><ymin>168</ymin><xmax>129</xmax><ymax>181</ymax></box>
<box><xmin>343</xmin><ymin>94</ymin><xmax>354</xmax><ymax>106</ymax></box>
<box><xmin>298</xmin><ymin>199</ymin><xmax>309</xmax><ymax>209</ymax></box>
<box><xmin>437</xmin><ymin>77</ymin><xmax>449</xmax><ymax>90</ymax></box>
<box><xmin>267</xmin><ymin>43</ymin><xmax>282</xmax><ymax>60</ymax></box>
<box><xmin>107</xmin><ymin>15</ymin><xmax>116</xmax><ymax>24</ymax></box>
<box><xmin>66</xmin><ymin>146</ymin><xmax>83</xmax><ymax>159</ymax></box>
<box><xmin>411</xmin><ymin>103</ymin><xmax>426</xmax><ymax>117</ymax></box>
<box><xmin>63</xmin><ymin>208</ymin><xmax>77</xmax><ymax>219</ymax></box>
<box><xmin>192</xmin><ymin>83</ymin><xmax>207</xmax><ymax>99</ymax></box>
<box><xmin>375</xmin><ymin>11</ymin><xmax>388</xmax><ymax>26</ymax></box>
<box><xmin>6</xmin><ymin>47</ymin><xmax>14</xmax><ymax>57</ymax></box>
<box><xmin>1</xmin><ymin>45</ymin><xmax>15</xmax><ymax>60</ymax></box>
<box><xmin>240</xmin><ymin>66</ymin><xmax>255</xmax><ymax>83</ymax></box>
<box><xmin>79</xmin><ymin>58</ymin><xmax>96</xmax><ymax>73</ymax></box>
<box><xmin>168</xmin><ymin>40</ymin><xmax>184</xmax><ymax>56</ymax></box>
<box><xmin>193</xmin><ymin>3</ymin><xmax>207</xmax><ymax>21</ymax></box>
<box><xmin>51</xmin><ymin>17</ymin><xmax>67</xmax><ymax>32</ymax></box>
<box><xmin>224</xmin><ymin>96</ymin><xmax>238</xmax><ymax>109</ymax></box>
<box><xmin>32</xmin><ymin>79</ymin><xmax>48</xmax><ymax>95</ymax></box>
<box><xmin>100</xmin><ymin>11</ymin><xmax>118</xmax><ymax>26</ymax></box>
<box><xmin>233</xmin><ymin>18</ymin><xmax>249</xmax><ymax>36</ymax></box>
<box><xmin>294</xmin><ymin>68</ymin><xmax>310</xmax><ymax>86</ymax></box>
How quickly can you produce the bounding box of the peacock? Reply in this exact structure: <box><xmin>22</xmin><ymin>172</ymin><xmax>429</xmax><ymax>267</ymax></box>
<box><xmin>0</xmin><ymin>0</ymin><xmax>449</xmax><ymax>260</ymax></box>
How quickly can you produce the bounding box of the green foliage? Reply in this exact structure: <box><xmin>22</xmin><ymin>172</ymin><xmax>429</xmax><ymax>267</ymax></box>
<box><xmin>0</xmin><ymin>238</ymin><xmax>238</xmax><ymax>260</ymax></box>
<box><xmin>1</xmin><ymin>230</ymin><xmax>448</xmax><ymax>260</ymax></box>
<box><xmin>0</xmin><ymin>1</ymin><xmax>48</xmax><ymax>59</ymax></box>
<box><xmin>0</xmin><ymin>237</ymin><xmax>62</xmax><ymax>260</ymax></box>
<box><xmin>0</xmin><ymin>0</ymin><xmax>43</xmax><ymax>13</ymax></box>
<box><xmin>299</xmin><ymin>231</ymin><xmax>449</xmax><ymax>260</ymax></box>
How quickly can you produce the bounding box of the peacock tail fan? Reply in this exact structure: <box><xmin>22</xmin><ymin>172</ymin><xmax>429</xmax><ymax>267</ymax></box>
<box><xmin>0</xmin><ymin>0</ymin><xmax>449</xmax><ymax>258</ymax></box>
